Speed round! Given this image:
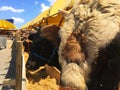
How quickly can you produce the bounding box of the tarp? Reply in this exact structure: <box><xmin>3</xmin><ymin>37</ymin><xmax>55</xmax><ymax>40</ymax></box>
<box><xmin>21</xmin><ymin>19</ymin><xmax>34</xmax><ymax>29</ymax></box>
<box><xmin>21</xmin><ymin>0</ymin><xmax>76</xmax><ymax>29</ymax></box>
<box><xmin>30</xmin><ymin>9</ymin><xmax>50</xmax><ymax>27</ymax></box>
<box><xmin>49</xmin><ymin>0</ymin><xmax>76</xmax><ymax>16</ymax></box>
<box><xmin>0</xmin><ymin>19</ymin><xmax>17</xmax><ymax>30</ymax></box>
<box><xmin>21</xmin><ymin>9</ymin><xmax>50</xmax><ymax>29</ymax></box>
<box><xmin>32</xmin><ymin>0</ymin><xmax>76</xmax><ymax>27</ymax></box>
<box><xmin>30</xmin><ymin>13</ymin><xmax>64</xmax><ymax>27</ymax></box>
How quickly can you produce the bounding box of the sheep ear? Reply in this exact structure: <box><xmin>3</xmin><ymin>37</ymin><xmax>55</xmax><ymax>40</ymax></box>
<box><xmin>58</xmin><ymin>9</ymin><xmax>69</xmax><ymax>17</ymax></box>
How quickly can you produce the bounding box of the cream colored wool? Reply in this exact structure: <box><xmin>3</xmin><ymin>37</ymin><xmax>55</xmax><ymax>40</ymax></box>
<box><xmin>58</xmin><ymin>0</ymin><xmax>120</xmax><ymax>90</ymax></box>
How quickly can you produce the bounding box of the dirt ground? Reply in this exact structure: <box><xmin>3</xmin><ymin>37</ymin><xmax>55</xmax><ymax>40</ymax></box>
<box><xmin>0</xmin><ymin>39</ymin><xmax>15</xmax><ymax>90</ymax></box>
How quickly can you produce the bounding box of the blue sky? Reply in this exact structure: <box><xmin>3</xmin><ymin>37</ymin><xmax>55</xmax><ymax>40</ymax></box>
<box><xmin>0</xmin><ymin>0</ymin><xmax>56</xmax><ymax>28</ymax></box>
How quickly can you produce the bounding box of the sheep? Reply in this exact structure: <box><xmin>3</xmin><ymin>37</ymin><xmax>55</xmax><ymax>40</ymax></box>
<box><xmin>58</xmin><ymin>0</ymin><xmax>120</xmax><ymax>90</ymax></box>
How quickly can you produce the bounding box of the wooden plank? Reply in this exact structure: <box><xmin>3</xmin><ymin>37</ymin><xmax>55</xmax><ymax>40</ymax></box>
<box><xmin>15</xmin><ymin>41</ymin><xmax>22</xmax><ymax>90</ymax></box>
<box><xmin>21</xmin><ymin>54</ymin><xmax>27</xmax><ymax>90</ymax></box>
<box><xmin>3</xmin><ymin>79</ymin><xmax>15</xmax><ymax>86</ymax></box>
<box><xmin>14</xmin><ymin>34</ymin><xmax>27</xmax><ymax>90</ymax></box>
<box><xmin>45</xmin><ymin>64</ymin><xmax>60</xmax><ymax>85</ymax></box>
<box><xmin>45</xmin><ymin>65</ymin><xmax>76</xmax><ymax>90</ymax></box>
<box><xmin>14</xmin><ymin>34</ymin><xmax>21</xmax><ymax>41</ymax></box>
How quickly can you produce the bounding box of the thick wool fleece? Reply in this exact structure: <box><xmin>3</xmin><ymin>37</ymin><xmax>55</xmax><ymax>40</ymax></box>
<box><xmin>58</xmin><ymin>0</ymin><xmax>120</xmax><ymax>90</ymax></box>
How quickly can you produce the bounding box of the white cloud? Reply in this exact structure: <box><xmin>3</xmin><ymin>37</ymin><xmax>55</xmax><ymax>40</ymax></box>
<box><xmin>0</xmin><ymin>6</ymin><xmax>24</xmax><ymax>13</ymax></box>
<box><xmin>12</xmin><ymin>17</ymin><xmax>24</xmax><ymax>24</ymax></box>
<box><xmin>47</xmin><ymin>0</ymin><xmax>56</xmax><ymax>5</ymax></box>
<box><xmin>39</xmin><ymin>0</ymin><xmax>56</xmax><ymax>12</ymax></box>
<box><xmin>40</xmin><ymin>3</ymin><xmax>49</xmax><ymax>12</ymax></box>
<box><xmin>35</xmin><ymin>1</ymin><xmax>38</xmax><ymax>5</ymax></box>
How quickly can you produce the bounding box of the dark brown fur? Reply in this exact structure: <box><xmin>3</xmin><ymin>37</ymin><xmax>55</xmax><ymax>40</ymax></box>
<box><xmin>62</xmin><ymin>31</ymin><xmax>86</xmax><ymax>64</ymax></box>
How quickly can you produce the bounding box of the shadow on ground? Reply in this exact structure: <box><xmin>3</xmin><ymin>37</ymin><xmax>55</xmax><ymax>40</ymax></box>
<box><xmin>2</xmin><ymin>40</ymin><xmax>16</xmax><ymax>90</ymax></box>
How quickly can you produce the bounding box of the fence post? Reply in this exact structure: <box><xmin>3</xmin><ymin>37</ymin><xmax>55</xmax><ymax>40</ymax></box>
<box><xmin>15</xmin><ymin>41</ymin><xmax>23</xmax><ymax>90</ymax></box>
<box><xmin>14</xmin><ymin>34</ymin><xmax>27</xmax><ymax>90</ymax></box>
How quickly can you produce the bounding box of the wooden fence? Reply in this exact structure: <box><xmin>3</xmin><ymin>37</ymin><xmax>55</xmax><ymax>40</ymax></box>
<box><xmin>3</xmin><ymin>33</ymin><xmax>27</xmax><ymax>90</ymax></box>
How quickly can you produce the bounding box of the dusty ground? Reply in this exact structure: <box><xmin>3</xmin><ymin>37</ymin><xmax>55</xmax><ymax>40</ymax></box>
<box><xmin>0</xmin><ymin>39</ymin><xmax>15</xmax><ymax>90</ymax></box>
